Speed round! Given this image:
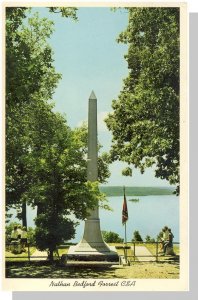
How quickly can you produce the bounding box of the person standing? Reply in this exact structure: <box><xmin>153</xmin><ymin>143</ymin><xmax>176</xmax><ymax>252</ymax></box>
<box><xmin>164</xmin><ymin>228</ymin><xmax>174</xmax><ymax>255</ymax></box>
<box><xmin>159</xmin><ymin>226</ymin><xmax>169</xmax><ymax>252</ymax></box>
<box><xmin>11</xmin><ymin>225</ymin><xmax>19</xmax><ymax>241</ymax></box>
<box><xmin>10</xmin><ymin>225</ymin><xmax>21</xmax><ymax>253</ymax></box>
<box><xmin>163</xmin><ymin>226</ymin><xmax>169</xmax><ymax>241</ymax></box>
<box><xmin>17</xmin><ymin>225</ymin><xmax>22</xmax><ymax>240</ymax></box>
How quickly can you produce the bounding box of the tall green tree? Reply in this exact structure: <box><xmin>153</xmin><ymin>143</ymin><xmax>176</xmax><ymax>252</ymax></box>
<box><xmin>6</xmin><ymin>9</ymin><xmax>62</xmax><ymax>215</ymax></box>
<box><xmin>6</xmin><ymin>8</ymin><xmax>110</xmax><ymax>258</ymax></box>
<box><xmin>6</xmin><ymin>7</ymin><xmax>77</xmax><ymax>221</ymax></box>
<box><xmin>27</xmin><ymin>111</ymin><xmax>104</xmax><ymax>260</ymax></box>
<box><xmin>106</xmin><ymin>8</ymin><xmax>180</xmax><ymax>193</ymax></box>
<box><xmin>10</xmin><ymin>100</ymin><xmax>107</xmax><ymax>260</ymax></box>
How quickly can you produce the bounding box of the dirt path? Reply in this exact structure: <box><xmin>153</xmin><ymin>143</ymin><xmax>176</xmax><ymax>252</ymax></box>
<box><xmin>134</xmin><ymin>246</ymin><xmax>156</xmax><ymax>261</ymax></box>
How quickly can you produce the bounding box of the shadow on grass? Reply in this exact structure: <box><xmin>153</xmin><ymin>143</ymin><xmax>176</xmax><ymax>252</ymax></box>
<box><xmin>6</xmin><ymin>261</ymin><xmax>118</xmax><ymax>279</ymax></box>
<box><xmin>156</xmin><ymin>255</ymin><xmax>180</xmax><ymax>272</ymax></box>
<box><xmin>6</xmin><ymin>255</ymin><xmax>180</xmax><ymax>279</ymax></box>
<box><xmin>158</xmin><ymin>255</ymin><xmax>180</xmax><ymax>263</ymax></box>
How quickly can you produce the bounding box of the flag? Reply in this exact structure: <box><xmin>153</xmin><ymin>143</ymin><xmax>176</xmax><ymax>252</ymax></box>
<box><xmin>122</xmin><ymin>192</ymin><xmax>128</xmax><ymax>225</ymax></box>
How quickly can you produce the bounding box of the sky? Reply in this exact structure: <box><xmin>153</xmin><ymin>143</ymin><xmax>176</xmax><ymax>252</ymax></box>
<box><xmin>29</xmin><ymin>7</ymin><xmax>171</xmax><ymax>187</ymax></box>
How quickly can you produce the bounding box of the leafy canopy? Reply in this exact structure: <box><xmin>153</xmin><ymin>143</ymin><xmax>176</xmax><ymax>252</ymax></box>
<box><xmin>106</xmin><ymin>8</ymin><xmax>180</xmax><ymax>194</ymax></box>
<box><xmin>6</xmin><ymin>7</ymin><xmax>110</xmax><ymax>257</ymax></box>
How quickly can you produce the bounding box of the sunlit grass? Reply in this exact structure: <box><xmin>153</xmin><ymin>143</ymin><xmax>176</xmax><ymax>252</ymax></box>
<box><xmin>5</xmin><ymin>242</ymin><xmax>179</xmax><ymax>263</ymax></box>
<box><xmin>5</xmin><ymin>247</ymin><xmax>36</xmax><ymax>262</ymax></box>
<box><xmin>145</xmin><ymin>243</ymin><xmax>180</xmax><ymax>256</ymax></box>
<box><xmin>56</xmin><ymin>247</ymin><xmax>69</xmax><ymax>257</ymax></box>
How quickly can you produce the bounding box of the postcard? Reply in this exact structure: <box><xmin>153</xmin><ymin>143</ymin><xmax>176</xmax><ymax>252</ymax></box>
<box><xmin>2</xmin><ymin>0</ymin><xmax>188</xmax><ymax>291</ymax></box>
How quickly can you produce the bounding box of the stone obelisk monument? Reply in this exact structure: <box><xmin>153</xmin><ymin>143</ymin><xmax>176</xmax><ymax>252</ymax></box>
<box><xmin>68</xmin><ymin>91</ymin><xmax>118</xmax><ymax>261</ymax></box>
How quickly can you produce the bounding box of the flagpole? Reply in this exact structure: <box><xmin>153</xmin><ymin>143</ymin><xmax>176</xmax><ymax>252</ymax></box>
<box><xmin>123</xmin><ymin>186</ymin><xmax>127</xmax><ymax>261</ymax></box>
<box><xmin>125</xmin><ymin>222</ymin><xmax>127</xmax><ymax>244</ymax></box>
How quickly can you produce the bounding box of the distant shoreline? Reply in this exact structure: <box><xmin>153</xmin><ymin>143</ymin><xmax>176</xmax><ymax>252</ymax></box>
<box><xmin>99</xmin><ymin>186</ymin><xmax>176</xmax><ymax>197</ymax></box>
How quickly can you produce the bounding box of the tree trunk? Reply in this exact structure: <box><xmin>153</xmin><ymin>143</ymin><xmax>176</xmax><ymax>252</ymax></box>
<box><xmin>37</xmin><ymin>203</ymin><xmax>45</xmax><ymax>216</ymax></box>
<box><xmin>48</xmin><ymin>249</ymin><xmax>54</xmax><ymax>262</ymax></box>
<box><xmin>22</xmin><ymin>201</ymin><xmax>27</xmax><ymax>227</ymax></box>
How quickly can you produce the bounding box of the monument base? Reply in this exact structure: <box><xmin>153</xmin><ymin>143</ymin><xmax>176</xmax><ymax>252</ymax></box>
<box><xmin>66</xmin><ymin>245</ymin><xmax>119</xmax><ymax>262</ymax></box>
<box><xmin>64</xmin><ymin>216</ymin><xmax>119</xmax><ymax>262</ymax></box>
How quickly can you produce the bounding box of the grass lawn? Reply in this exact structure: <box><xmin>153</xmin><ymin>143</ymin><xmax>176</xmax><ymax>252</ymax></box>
<box><xmin>5</xmin><ymin>243</ymin><xmax>179</xmax><ymax>263</ymax></box>
<box><xmin>5</xmin><ymin>247</ymin><xmax>36</xmax><ymax>262</ymax></box>
<box><xmin>5</xmin><ymin>246</ymin><xmax>70</xmax><ymax>262</ymax></box>
<box><xmin>56</xmin><ymin>247</ymin><xmax>69</xmax><ymax>257</ymax></box>
<box><xmin>145</xmin><ymin>243</ymin><xmax>180</xmax><ymax>256</ymax></box>
<box><xmin>5</xmin><ymin>242</ymin><xmax>179</xmax><ymax>279</ymax></box>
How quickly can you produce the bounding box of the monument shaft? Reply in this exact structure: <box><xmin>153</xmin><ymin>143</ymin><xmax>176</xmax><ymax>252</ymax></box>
<box><xmin>67</xmin><ymin>91</ymin><xmax>118</xmax><ymax>261</ymax></box>
<box><xmin>76</xmin><ymin>91</ymin><xmax>107</xmax><ymax>250</ymax></box>
<box><xmin>88</xmin><ymin>95</ymin><xmax>98</xmax><ymax>182</ymax></box>
<box><xmin>87</xmin><ymin>93</ymin><xmax>98</xmax><ymax>219</ymax></box>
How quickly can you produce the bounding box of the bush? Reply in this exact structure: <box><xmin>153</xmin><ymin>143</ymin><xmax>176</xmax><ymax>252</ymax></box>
<box><xmin>145</xmin><ymin>235</ymin><xmax>155</xmax><ymax>243</ymax></box>
<box><xmin>132</xmin><ymin>230</ymin><xmax>143</xmax><ymax>242</ymax></box>
<box><xmin>35</xmin><ymin>213</ymin><xmax>76</xmax><ymax>261</ymax></box>
<box><xmin>27</xmin><ymin>227</ymin><xmax>36</xmax><ymax>244</ymax></box>
<box><xmin>102</xmin><ymin>231</ymin><xmax>124</xmax><ymax>243</ymax></box>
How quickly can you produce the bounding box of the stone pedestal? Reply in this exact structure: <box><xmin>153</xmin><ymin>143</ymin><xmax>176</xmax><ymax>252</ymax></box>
<box><xmin>67</xmin><ymin>219</ymin><xmax>118</xmax><ymax>261</ymax></box>
<box><xmin>71</xmin><ymin>219</ymin><xmax>110</xmax><ymax>252</ymax></box>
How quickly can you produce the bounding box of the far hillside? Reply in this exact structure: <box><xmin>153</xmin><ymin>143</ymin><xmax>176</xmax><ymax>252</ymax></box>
<box><xmin>99</xmin><ymin>186</ymin><xmax>175</xmax><ymax>197</ymax></box>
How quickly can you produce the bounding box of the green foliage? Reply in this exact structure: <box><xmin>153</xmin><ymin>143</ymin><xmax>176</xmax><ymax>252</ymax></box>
<box><xmin>122</xmin><ymin>167</ymin><xmax>132</xmax><ymax>177</ymax></box>
<box><xmin>106</xmin><ymin>8</ymin><xmax>180</xmax><ymax>194</ymax></box>
<box><xmin>5</xmin><ymin>222</ymin><xmax>35</xmax><ymax>244</ymax></box>
<box><xmin>48</xmin><ymin>7</ymin><xmax>78</xmax><ymax>20</ymax></box>
<box><xmin>6</xmin><ymin>10</ymin><xmax>60</xmax><ymax>108</ymax></box>
<box><xmin>98</xmin><ymin>153</ymin><xmax>111</xmax><ymax>184</ymax></box>
<box><xmin>6</xmin><ymin>7</ymin><xmax>78</xmax><ymax>211</ymax></box>
<box><xmin>5</xmin><ymin>8</ymin><xmax>107</xmax><ymax>258</ymax></box>
<box><xmin>102</xmin><ymin>231</ymin><xmax>124</xmax><ymax>243</ymax></box>
<box><xmin>35</xmin><ymin>214</ymin><xmax>76</xmax><ymax>255</ymax></box>
<box><xmin>73</xmin><ymin>124</ymin><xmax>111</xmax><ymax>184</ymax></box>
<box><xmin>5</xmin><ymin>222</ymin><xmax>18</xmax><ymax>243</ymax></box>
<box><xmin>26</xmin><ymin>227</ymin><xmax>36</xmax><ymax>245</ymax></box>
<box><xmin>132</xmin><ymin>230</ymin><xmax>143</xmax><ymax>242</ymax></box>
<box><xmin>6</xmin><ymin>9</ymin><xmax>61</xmax><ymax>210</ymax></box>
<box><xmin>145</xmin><ymin>235</ymin><xmax>155</xmax><ymax>243</ymax></box>
<box><xmin>158</xmin><ymin>230</ymin><xmax>163</xmax><ymax>240</ymax></box>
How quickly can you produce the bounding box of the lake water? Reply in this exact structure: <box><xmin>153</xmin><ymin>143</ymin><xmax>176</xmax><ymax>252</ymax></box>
<box><xmin>72</xmin><ymin>195</ymin><xmax>179</xmax><ymax>243</ymax></box>
<box><xmin>8</xmin><ymin>195</ymin><xmax>179</xmax><ymax>243</ymax></box>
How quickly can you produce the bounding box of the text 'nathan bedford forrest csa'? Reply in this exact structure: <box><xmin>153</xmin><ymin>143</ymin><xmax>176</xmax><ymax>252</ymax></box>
<box><xmin>67</xmin><ymin>91</ymin><xmax>118</xmax><ymax>261</ymax></box>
